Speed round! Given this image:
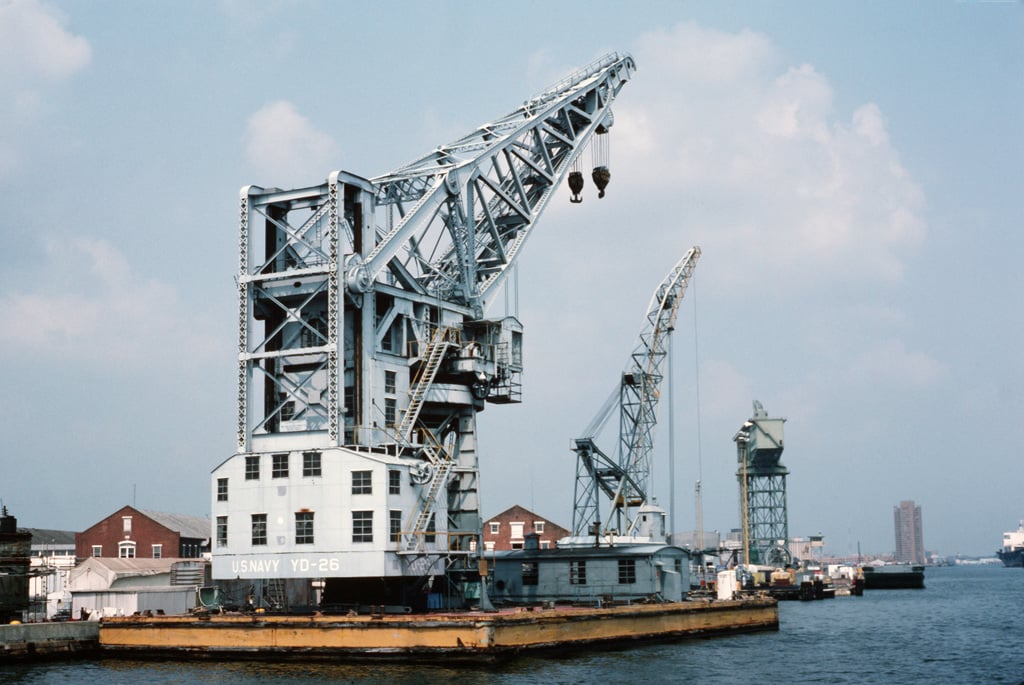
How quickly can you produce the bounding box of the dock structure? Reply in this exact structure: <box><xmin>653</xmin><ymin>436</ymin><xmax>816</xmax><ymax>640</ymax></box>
<box><xmin>97</xmin><ymin>599</ymin><xmax>777</xmax><ymax>660</ymax></box>
<box><xmin>0</xmin><ymin>622</ymin><xmax>99</xmax><ymax>661</ymax></box>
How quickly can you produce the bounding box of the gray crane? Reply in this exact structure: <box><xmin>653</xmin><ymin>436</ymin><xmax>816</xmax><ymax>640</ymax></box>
<box><xmin>572</xmin><ymin>247</ymin><xmax>701</xmax><ymax>540</ymax></box>
<box><xmin>216</xmin><ymin>53</ymin><xmax>637</xmax><ymax>609</ymax></box>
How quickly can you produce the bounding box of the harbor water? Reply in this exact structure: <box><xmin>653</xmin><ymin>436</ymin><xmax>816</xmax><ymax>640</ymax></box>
<box><xmin>3</xmin><ymin>564</ymin><xmax>1021</xmax><ymax>684</ymax></box>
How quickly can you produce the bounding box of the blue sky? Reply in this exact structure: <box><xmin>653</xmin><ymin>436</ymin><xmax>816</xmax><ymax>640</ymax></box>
<box><xmin>0</xmin><ymin>0</ymin><xmax>1020</xmax><ymax>557</ymax></box>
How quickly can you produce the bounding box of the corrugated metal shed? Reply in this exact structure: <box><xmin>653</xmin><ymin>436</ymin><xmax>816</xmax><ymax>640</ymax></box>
<box><xmin>69</xmin><ymin>557</ymin><xmax>178</xmax><ymax>591</ymax></box>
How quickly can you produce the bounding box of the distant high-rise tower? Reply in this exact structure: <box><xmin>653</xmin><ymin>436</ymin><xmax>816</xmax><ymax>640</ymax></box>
<box><xmin>893</xmin><ymin>500</ymin><xmax>925</xmax><ymax>564</ymax></box>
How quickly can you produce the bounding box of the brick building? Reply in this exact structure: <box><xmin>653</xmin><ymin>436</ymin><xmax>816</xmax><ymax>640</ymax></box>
<box><xmin>482</xmin><ymin>505</ymin><xmax>570</xmax><ymax>551</ymax></box>
<box><xmin>75</xmin><ymin>506</ymin><xmax>210</xmax><ymax>561</ymax></box>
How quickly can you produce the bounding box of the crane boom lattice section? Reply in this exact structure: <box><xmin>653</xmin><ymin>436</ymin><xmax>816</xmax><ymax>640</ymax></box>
<box><xmin>572</xmin><ymin>247</ymin><xmax>701</xmax><ymax>538</ymax></box>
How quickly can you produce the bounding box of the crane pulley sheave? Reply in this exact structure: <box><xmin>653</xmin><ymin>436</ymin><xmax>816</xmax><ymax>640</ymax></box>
<box><xmin>572</xmin><ymin>246</ymin><xmax>701</xmax><ymax>538</ymax></box>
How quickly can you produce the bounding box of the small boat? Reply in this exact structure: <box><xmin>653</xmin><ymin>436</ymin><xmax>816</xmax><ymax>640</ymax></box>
<box><xmin>996</xmin><ymin>521</ymin><xmax>1024</xmax><ymax>568</ymax></box>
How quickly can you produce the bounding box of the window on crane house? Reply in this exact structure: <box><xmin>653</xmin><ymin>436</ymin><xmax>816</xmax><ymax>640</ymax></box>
<box><xmin>570</xmin><ymin>560</ymin><xmax>587</xmax><ymax>585</ymax></box>
<box><xmin>384</xmin><ymin>398</ymin><xmax>397</xmax><ymax>426</ymax></box>
<box><xmin>344</xmin><ymin>386</ymin><xmax>355</xmax><ymax>415</ymax></box>
<box><xmin>390</xmin><ymin>510</ymin><xmax>402</xmax><ymax>543</ymax></box>
<box><xmin>425</xmin><ymin>512</ymin><xmax>436</xmax><ymax>544</ymax></box>
<box><xmin>303</xmin><ymin>451</ymin><xmax>322</xmax><ymax>477</ymax></box>
<box><xmin>295</xmin><ymin>512</ymin><xmax>314</xmax><ymax>545</ymax></box>
<box><xmin>217</xmin><ymin>477</ymin><xmax>228</xmax><ymax>501</ymax></box>
<box><xmin>618</xmin><ymin>559</ymin><xmax>636</xmax><ymax>585</ymax></box>
<box><xmin>352</xmin><ymin>511</ymin><xmax>373</xmax><ymax>543</ymax></box>
<box><xmin>384</xmin><ymin>370</ymin><xmax>396</xmax><ymax>394</ymax></box>
<box><xmin>280</xmin><ymin>396</ymin><xmax>295</xmax><ymax>421</ymax></box>
<box><xmin>381</xmin><ymin>323</ymin><xmax>396</xmax><ymax>353</ymax></box>
<box><xmin>352</xmin><ymin>470</ymin><xmax>372</xmax><ymax>495</ymax></box>
<box><xmin>245</xmin><ymin>455</ymin><xmax>260</xmax><ymax>480</ymax></box>
<box><xmin>272</xmin><ymin>453</ymin><xmax>289</xmax><ymax>478</ymax></box>
<box><xmin>251</xmin><ymin>514</ymin><xmax>267</xmax><ymax>546</ymax></box>
<box><xmin>301</xmin><ymin>316</ymin><xmax>327</xmax><ymax>347</ymax></box>
<box><xmin>389</xmin><ymin>469</ymin><xmax>401</xmax><ymax>495</ymax></box>
<box><xmin>521</xmin><ymin>562</ymin><xmax>539</xmax><ymax>586</ymax></box>
<box><xmin>216</xmin><ymin>517</ymin><xmax>227</xmax><ymax>547</ymax></box>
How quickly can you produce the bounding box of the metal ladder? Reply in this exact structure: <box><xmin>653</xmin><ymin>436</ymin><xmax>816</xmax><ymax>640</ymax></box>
<box><xmin>404</xmin><ymin>430</ymin><xmax>455</xmax><ymax>551</ymax></box>
<box><xmin>395</xmin><ymin>326</ymin><xmax>455</xmax><ymax>441</ymax></box>
<box><xmin>265</xmin><ymin>578</ymin><xmax>286</xmax><ymax>611</ymax></box>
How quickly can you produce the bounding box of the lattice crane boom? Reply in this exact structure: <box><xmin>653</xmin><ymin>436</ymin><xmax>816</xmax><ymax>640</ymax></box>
<box><xmin>572</xmin><ymin>247</ymin><xmax>701</xmax><ymax>537</ymax></box>
<box><xmin>353</xmin><ymin>52</ymin><xmax>637</xmax><ymax>313</ymax></box>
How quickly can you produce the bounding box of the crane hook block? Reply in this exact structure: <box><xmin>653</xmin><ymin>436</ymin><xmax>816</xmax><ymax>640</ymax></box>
<box><xmin>568</xmin><ymin>170</ymin><xmax>584</xmax><ymax>203</ymax></box>
<box><xmin>592</xmin><ymin>166</ymin><xmax>610</xmax><ymax>199</ymax></box>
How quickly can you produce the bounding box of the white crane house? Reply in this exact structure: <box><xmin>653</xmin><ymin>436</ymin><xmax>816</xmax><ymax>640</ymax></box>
<box><xmin>210</xmin><ymin>53</ymin><xmax>636</xmax><ymax>612</ymax></box>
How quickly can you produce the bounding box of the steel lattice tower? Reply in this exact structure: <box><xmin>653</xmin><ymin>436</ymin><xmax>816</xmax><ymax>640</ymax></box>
<box><xmin>734</xmin><ymin>401</ymin><xmax>788</xmax><ymax>566</ymax></box>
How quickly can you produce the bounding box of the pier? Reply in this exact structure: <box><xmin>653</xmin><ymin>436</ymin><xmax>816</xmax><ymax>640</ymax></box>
<box><xmin>0</xmin><ymin>622</ymin><xmax>98</xmax><ymax>661</ymax></box>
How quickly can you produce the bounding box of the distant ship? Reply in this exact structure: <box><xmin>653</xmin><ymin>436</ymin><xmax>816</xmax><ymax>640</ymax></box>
<box><xmin>997</xmin><ymin>521</ymin><xmax>1024</xmax><ymax>568</ymax></box>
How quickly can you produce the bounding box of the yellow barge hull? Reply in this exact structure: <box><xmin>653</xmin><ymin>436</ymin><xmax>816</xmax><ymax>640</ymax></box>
<box><xmin>99</xmin><ymin>598</ymin><xmax>777</xmax><ymax>660</ymax></box>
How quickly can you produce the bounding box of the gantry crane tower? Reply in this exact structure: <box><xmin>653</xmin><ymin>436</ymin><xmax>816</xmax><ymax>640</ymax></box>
<box><xmin>211</xmin><ymin>53</ymin><xmax>636</xmax><ymax>610</ymax></box>
<box><xmin>571</xmin><ymin>247</ymin><xmax>700</xmax><ymax>541</ymax></box>
<box><xmin>733</xmin><ymin>401</ymin><xmax>789</xmax><ymax>566</ymax></box>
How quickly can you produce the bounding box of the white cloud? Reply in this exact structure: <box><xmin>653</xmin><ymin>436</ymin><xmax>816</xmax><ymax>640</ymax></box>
<box><xmin>699</xmin><ymin>359</ymin><xmax>755</xmax><ymax>421</ymax></box>
<box><xmin>638</xmin><ymin>21</ymin><xmax>778</xmax><ymax>86</ymax></box>
<box><xmin>853</xmin><ymin>103</ymin><xmax>889</xmax><ymax>146</ymax></box>
<box><xmin>0</xmin><ymin>0</ymin><xmax>90</xmax><ymax>177</ymax></box>
<box><xmin>845</xmin><ymin>339</ymin><xmax>944</xmax><ymax>387</ymax></box>
<box><xmin>0</xmin><ymin>0</ymin><xmax>91</xmax><ymax>84</ymax></box>
<box><xmin>610</xmin><ymin>22</ymin><xmax>925</xmax><ymax>290</ymax></box>
<box><xmin>244</xmin><ymin>100</ymin><xmax>337</xmax><ymax>186</ymax></box>
<box><xmin>0</xmin><ymin>238</ymin><xmax>221</xmax><ymax>368</ymax></box>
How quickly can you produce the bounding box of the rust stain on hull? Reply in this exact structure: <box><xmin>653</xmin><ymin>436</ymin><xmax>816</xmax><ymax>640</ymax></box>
<box><xmin>99</xmin><ymin>599</ymin><xmax>777</xmax><ymax>659</ymax></box>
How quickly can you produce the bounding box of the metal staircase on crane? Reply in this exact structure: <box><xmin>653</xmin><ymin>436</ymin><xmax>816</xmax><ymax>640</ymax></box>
<box><xmin>404</xmin><ymin>429</ymin><xmax>454</xmax><ymax>552</ymax></box>
<box><xmin>392</xmin><ymin>326</ymin><xmax>459</xmax><ymax>551</ymax></box>
<box><xmin>396</xmin><ymin>327</ymin><xmax>457</xmax><ymax>442</ymax></box>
